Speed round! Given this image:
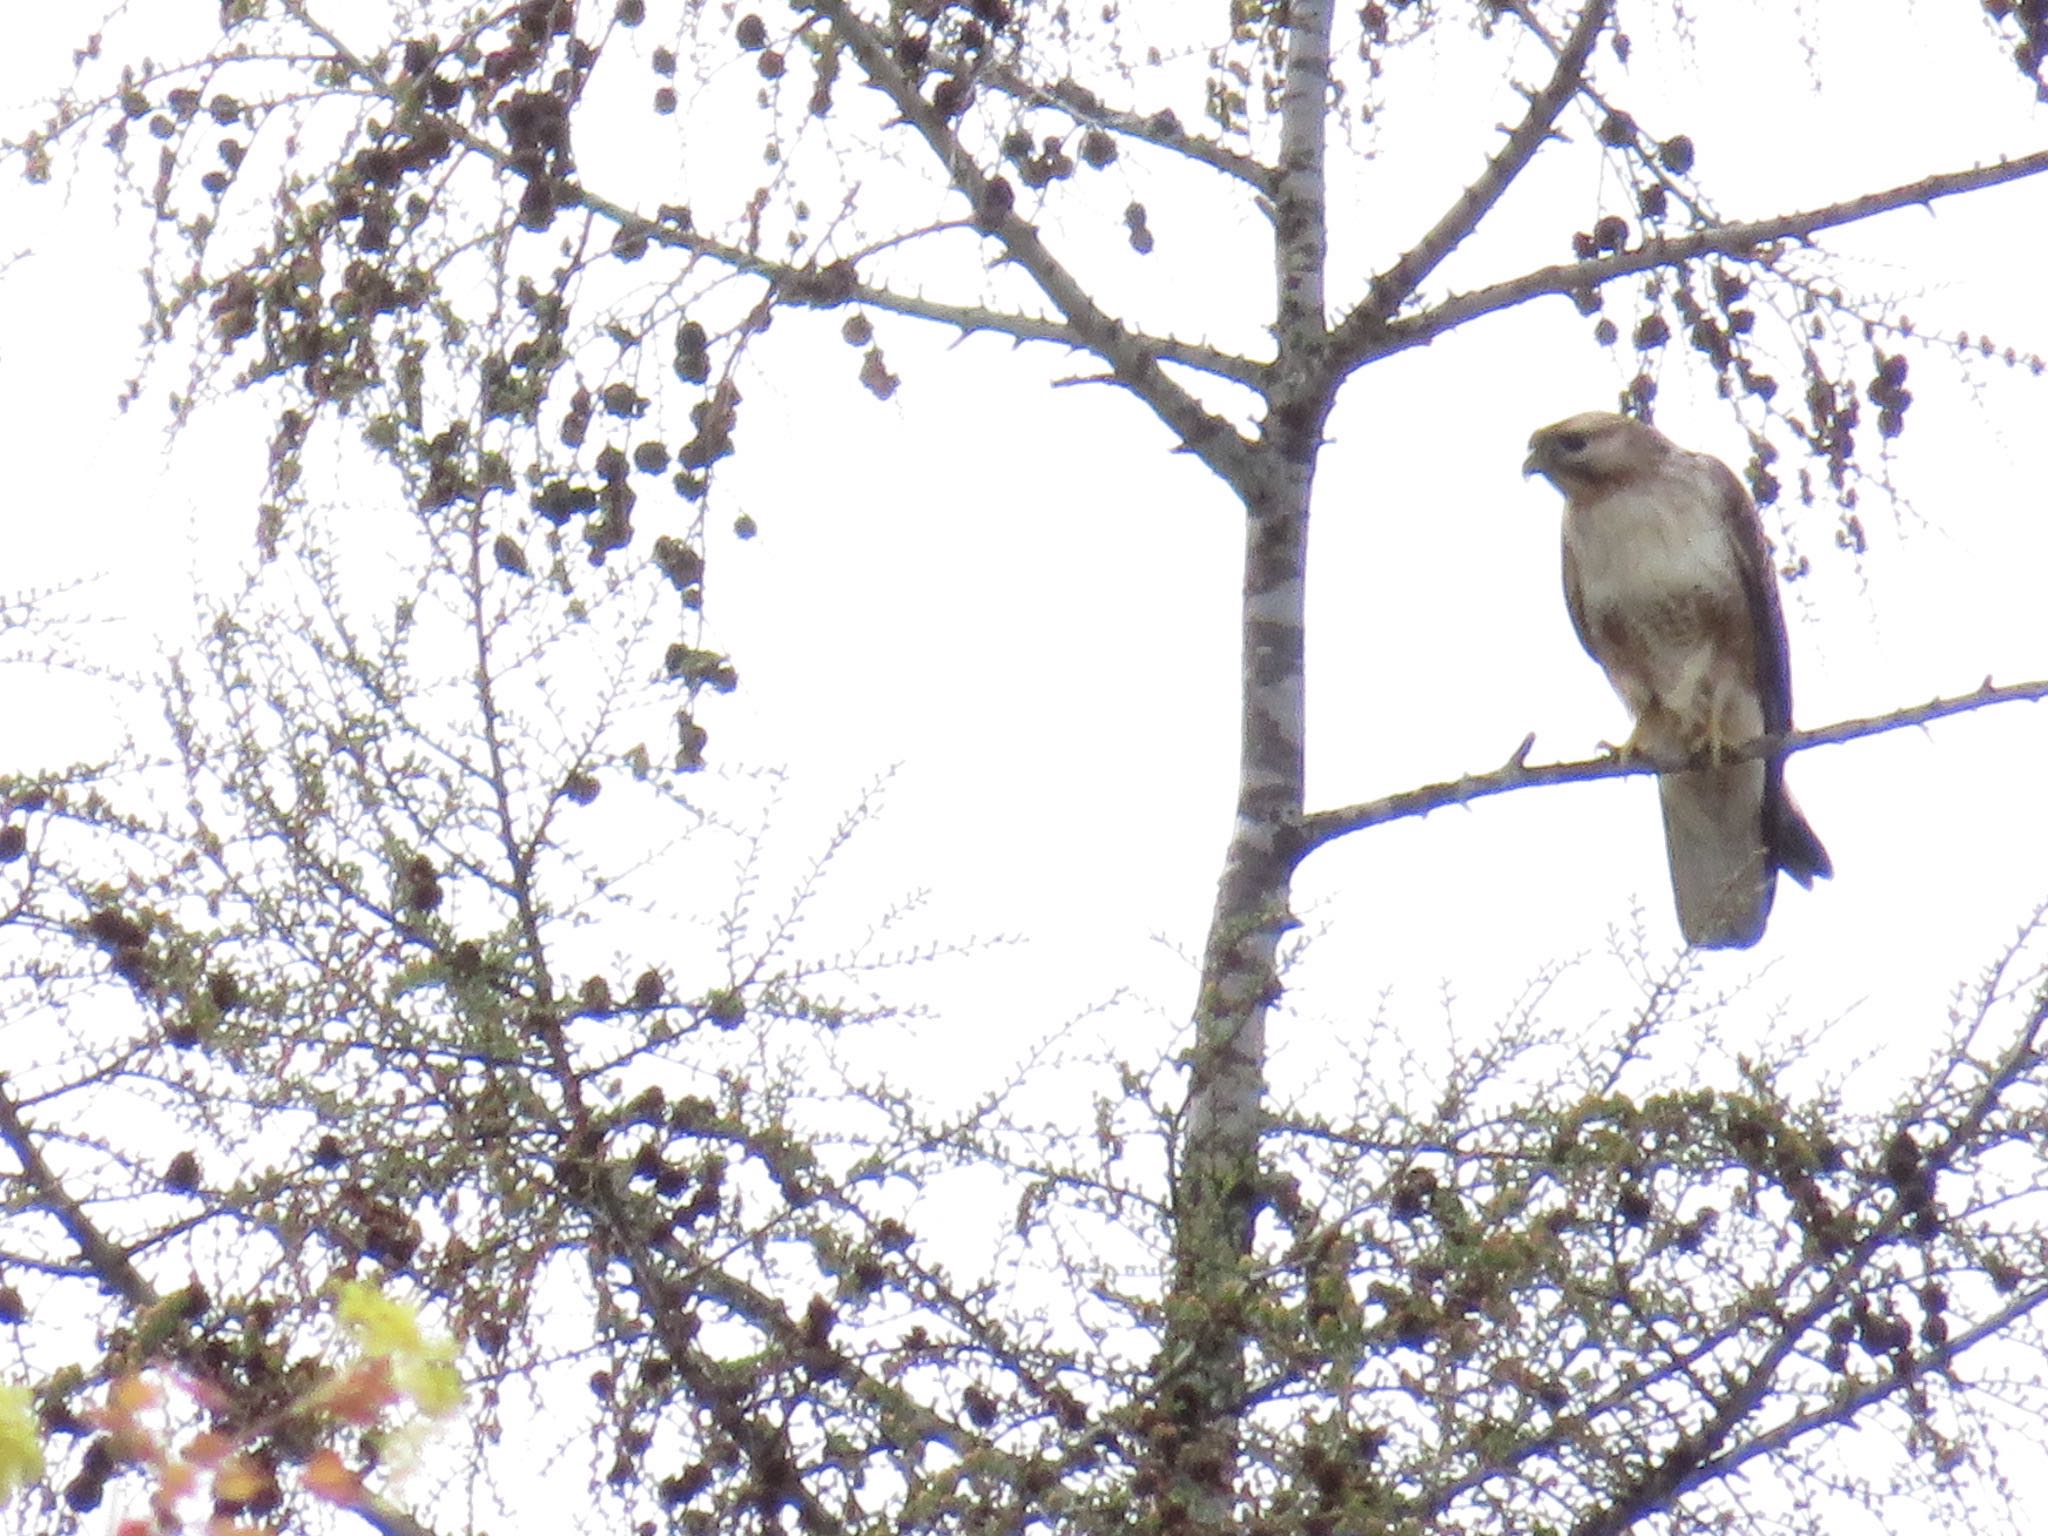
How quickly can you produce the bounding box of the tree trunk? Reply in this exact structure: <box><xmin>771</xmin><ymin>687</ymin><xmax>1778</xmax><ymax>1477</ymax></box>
<box><xmin>1156</xmin><ymin>6</ymin><xmax>1333</xmax><ymax>1525</ymax></box>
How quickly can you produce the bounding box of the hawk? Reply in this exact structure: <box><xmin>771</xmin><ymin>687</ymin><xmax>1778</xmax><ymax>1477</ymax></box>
<box><xmin>1523</xmin><ymin>412</ymin><xmax>1831</xmax><ymax>948</ymax></box>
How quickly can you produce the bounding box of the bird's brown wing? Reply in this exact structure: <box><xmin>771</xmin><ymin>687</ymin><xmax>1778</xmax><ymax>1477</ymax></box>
<box><xmin>1692</xmin><ymin>451</ymin><xmax>1793</xmax><ymax>737</ymax></box>
<box><xmin>1688</xmin><ymin>451</ymin><xmax>1832</xmax><ymax>891</ymax></box>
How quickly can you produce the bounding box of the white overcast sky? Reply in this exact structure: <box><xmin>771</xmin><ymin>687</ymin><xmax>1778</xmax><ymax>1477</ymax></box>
<box><xmin>4</xmin><ymin>3</ymin><xmax>2048</xmax><ymax>1532</ymax></box>
<box><xmin>3</xmin><ymin>3</ymin><xmax>2047</xmax><ymax>1107</ymax></box>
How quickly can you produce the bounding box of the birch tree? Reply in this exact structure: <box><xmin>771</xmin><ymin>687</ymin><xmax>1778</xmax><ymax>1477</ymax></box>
<box><xmin>7</xmin><ymin>3</ymin><xmax>2048</xmax><ymax>1534</ymax></box>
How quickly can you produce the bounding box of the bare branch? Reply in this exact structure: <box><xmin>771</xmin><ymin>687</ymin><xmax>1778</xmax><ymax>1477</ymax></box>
<box><xmin>812</xmin><ymin>277</ymin><xmax>1267</xmax><ymax>389</ymax></box>
<box><xmin>984</xmin><ymin>66</ymin><xmax>1276</xmax><ymax>195</ymax></box>
<box><xmin>351</xmin><ymin>1495</ymin><xmax>444</xmax><ymax>1536</ymax></box>
<box><xmin>1338</xmin><ymin>0</ymin><xmax>1612</xmax><ymax>347</ymax></box>
<box><xmin>287</xmin><ymin>13</ymin><xmax>1267</xmax><ymax>393</ymax></box>
<box><xmin>562</xmin><ymin>178</ymin><xmax>1267</xmax><ymax>387</ymax></box>
<box><xmin>1346</xmin><ymin>148</ymin><xmax>2048</xmax><ymax>368</ymax></box>
<box><xmin>0</xmin><ymin>1076</ymin><xmax>155</xmax><ymax>1309</ymax></box>
<box><xmin>1297</xmin><ymin>678</ymin><xmax>2048</xmax><ymax>857</ymax></box>
<box><xmin>806</xmin><ymin>0</ymin><xmax>1262</xmax><ymax>494</ymax></box>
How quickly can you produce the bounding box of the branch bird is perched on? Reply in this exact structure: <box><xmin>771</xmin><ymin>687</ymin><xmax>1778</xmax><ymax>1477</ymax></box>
<box><xmin>1523</xmin><ymin>412</ymin><xmax>1831</xmax><ymax>948</ymax></box>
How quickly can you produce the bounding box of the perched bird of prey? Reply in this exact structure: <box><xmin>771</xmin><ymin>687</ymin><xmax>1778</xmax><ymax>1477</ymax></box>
<box><xmin>1523</xmin><ymin>412</ymin><xmax>1831</xmax><ymax>948</ymax></box>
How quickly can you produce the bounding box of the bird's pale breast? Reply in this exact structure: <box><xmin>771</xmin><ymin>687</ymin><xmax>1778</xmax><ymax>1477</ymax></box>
<box><xmin>1566</xmin><ymin>467</ymin><xmax>1753</xmax><ymax>733</ymax></box>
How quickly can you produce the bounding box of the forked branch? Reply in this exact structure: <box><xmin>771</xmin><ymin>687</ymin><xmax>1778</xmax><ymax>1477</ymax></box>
<box><xmin>1340</xmin><ymin>0</ymin><xmax>1612</xmax><ymax>347</ymax></box>
<box><xmin>805</xmin><ymin>0</ymin><xmax>1262</xmax><ymax>491</ymax></box>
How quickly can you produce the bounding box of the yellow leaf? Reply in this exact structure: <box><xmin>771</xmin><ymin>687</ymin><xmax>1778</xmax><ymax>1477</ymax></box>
<box><xmin>333</xmin><ymin>1281</ymin><xmax>463</xmax><ymax>1417</ymax></box>
<box><xmin>335</xmin><ymin>1281</ymin><xmax>425</xmax><ymax>1360</ymax></box>
<box><xmin>397</xmin><ymin>1357</ymin><xmax>464</xmax><ymax>1418</ymax></box>
<box><xmin>0</xmin><ymin>1384</ymin><xmax>44</xmax><ymax>1501</ymax></box>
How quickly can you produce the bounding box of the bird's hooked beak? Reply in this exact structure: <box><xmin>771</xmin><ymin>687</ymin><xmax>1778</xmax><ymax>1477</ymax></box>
<box><xmin>1522</xmin><ymin>440</ymin><xmax>1547</xmax><ymax>479</ymax></box>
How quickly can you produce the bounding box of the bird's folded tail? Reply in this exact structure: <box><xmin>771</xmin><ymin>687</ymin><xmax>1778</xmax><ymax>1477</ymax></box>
<box><xmin>1659</xmin><ymin>762</ymin><xmax>1771</xmax><ymax>949</ymax></box>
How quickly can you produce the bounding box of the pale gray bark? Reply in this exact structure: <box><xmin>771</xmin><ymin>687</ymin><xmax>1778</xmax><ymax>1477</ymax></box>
<box><xmin>1156</xmin><ymin>5</ymin><xmax>1335</xmax><ymax>1528</ymax></box>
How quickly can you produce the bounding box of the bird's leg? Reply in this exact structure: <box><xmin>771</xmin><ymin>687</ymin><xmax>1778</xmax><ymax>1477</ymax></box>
<box><xmin>1698</xmin><ymin>684</ymin><xmax>1742</xmax><ymax>767</ymax></box>
<box><xmin>1617</xmin><ymin>703</ymin><xmax>1677</xmax><ymax>764</ymax></box>
<box><xmin>1698</xmin><ymin>708</ymin><xmax>1726</xmax><ymax>768</ymax></box>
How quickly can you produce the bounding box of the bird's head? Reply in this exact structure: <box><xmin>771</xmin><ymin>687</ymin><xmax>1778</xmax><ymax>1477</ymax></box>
<box><xmin>1523</xmin><ymin>411</ymin><xmax>1666</xmax><ymax>493</ymax></box>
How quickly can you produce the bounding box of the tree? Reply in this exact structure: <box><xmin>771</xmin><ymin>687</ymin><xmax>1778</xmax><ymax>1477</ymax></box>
<box><xmin>5</xmin><ymin>2</ymin><xmax>2048</xmax><ymax>1534</ymax></box>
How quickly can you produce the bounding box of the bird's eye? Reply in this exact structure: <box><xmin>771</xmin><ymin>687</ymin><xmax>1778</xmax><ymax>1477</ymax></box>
<box><xmin>1557</xmin><ymin>432</ymin><xmax>1588</xmax><ymax>454</ymax></box>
